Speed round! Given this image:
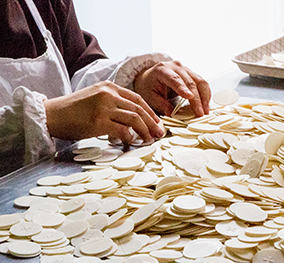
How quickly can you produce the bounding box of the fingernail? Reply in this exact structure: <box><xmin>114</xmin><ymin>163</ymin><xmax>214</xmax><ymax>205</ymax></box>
<box><xmin>204</xmin><ymin>105</ymin><xmax>210</xmax><ymax>115</ymax></box>
<box><xmin>156</xmin><ymin>128</ymin><xmax>165</xmax><ymax>138</ymax></box>
<box><xmin>196</xmin><ymin>107</ymin><xmax>204</xmax><ymax>117</ymax></box>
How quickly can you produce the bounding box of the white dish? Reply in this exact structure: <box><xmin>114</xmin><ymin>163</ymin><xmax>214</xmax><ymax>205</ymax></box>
<box><xmin>232</xmin><ymin>36</ymin><xmax>284</xmax><ymax>78</ymax></box>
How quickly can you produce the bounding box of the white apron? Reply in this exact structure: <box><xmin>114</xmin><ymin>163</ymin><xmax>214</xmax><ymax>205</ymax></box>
<box><xmin>0</xmin><ymin>0</ymin><xmax>72</xmax><ymax>107</ymax></box>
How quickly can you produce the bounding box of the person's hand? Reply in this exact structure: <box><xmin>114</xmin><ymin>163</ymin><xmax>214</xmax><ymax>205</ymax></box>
<box><xmin>43</xmin><ymin>81</ymin><xmax>165</xmax><ymax>144</ymax></box>
<box><xmin>134</xmin><ymin>60</ymin><xmax>211</xmax><ymax>117</ymax></box>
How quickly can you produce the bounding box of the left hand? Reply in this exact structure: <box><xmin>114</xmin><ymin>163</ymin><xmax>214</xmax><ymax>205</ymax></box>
<box><xmin>134</xmin><ymin>60</ymin><xmax>211</xmax><ymax>117</ymax></box>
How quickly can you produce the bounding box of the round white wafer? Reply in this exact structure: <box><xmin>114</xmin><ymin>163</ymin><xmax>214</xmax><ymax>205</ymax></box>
<box><xmin>58</xmin><ymin>220</ymin><xmax>88</xmax><ymax>239</ymax></box>
<box><xmin>183</xmin><ymin>239</ymin><xmax>222</xmax><ymax>259</ymax></box>
<box><xmin>129</xmin><ymin>203</ymin><xmax>157</xmax><ymax>226</ymax></box>
<box><xmin>32</xmin><ymin>229</ymin><xmax>64</xmax><ymax>243</ymax></box>
<box><xmin>215</xmin><ymin>220</ymin><xmax>248</xmax><ymax>237</ymax></box>
<box><xmin>230</xmin><ymin>203</ymin><xmax>267</xmax><ymax>223</ymax></box>
<box><xmin>97</xmin><ymin>197</ymin><xmax>126</xmax><ymax>214</ymax></box>
<box><xmin>114</xmin><ymin>235</ymin><xmax>144</xmax><ymax>256</ymax></box>
<box><xmin>8</xmin><ymin>241</ymin><xmax>41</xmax><ymax>258</ymax></box>
<box><xmin>87</xmin><ymin>214</ymin><xmax>109</xmax><ymax>230</ymax></box>
<box><xmin>149</xmin><ymin>249</ymin><xmax>183</xmax><ymax>261</ymax></box>
<box><xmin>225</xmin><ymin>238</ymin><xmax>258</xmax><ymax>249</ymax></box>
<box><xmin>32</xmin><ymin>211</ymin><xmax>65</xmax><ymax>227</ymax></box>
<box><xmin>104</xmin><ymin>218</ymin><xmax>134</xmax><ymax>238</ymax></box>
<box><xmin>37</xmin><ymin>175</ymin><xmax>64</xmax><ymax>186</ymax></box>
<box><xmin>60</xmin><ymin>172</ymin><xmax>90</xmax><ymax>185</ymax></box>
<box><xmin>173</xmin><ymin>195</ymin><xmax>206</xmax><ymax>213</ymax></box>
<box><xmin>187</xmin><ymin>123</ymin><xmax>220</xmax><ymax>132</ymax></box>
<box><xmin>14</xmin><ymin>195</ymin><xmax>44</xmax><ymax>208</ymax></box>
<box><xmin>213</xmin><ymin>89</ymin><xmax>239</xmax><ymax>106</ymax></box>
<box><xmin>127</xmin><ymin>172</ymin><xmax>157</xmax><ymax>187</ymax></box>
<box><xmin>0</xmin><ymin>214</ymin><xmax>21</xmax><ymax>229</ymax></box>
<box><xmin>231</xmin><ymin>148</ymin><xmax>256</xmax><ymax>166</ymax></box>
<box><xmin>252</xmin><ymin>248</ymin><xmax>284</xmax><ymax>263</ymax></box>
<box><xmin>112</xmin><ymin>157</ymin><xmax>143</xmax><ymax>170</ymax></box>
<box><xmin>59</xmin><ymin>197</ymin><xmax>85</xmax><ymax>214</ymax></box>
<box><xmin>71</xmin><ymin>229</ymin><xmax>103</xmax><ymax>247</ymax></box>
<box><xmin>265</xmin><ymin>132</ymin><xmax>284</xmax><ymax>155</ymax></box>
<box><xmin>107</xmin><ymin>208</ymin><xmax>128</xmax><ymax>226</ymax></box>
<box><xmin>10</xmin><ymin>221</ymin><xmax>42</xmax><ymax>237</ymax></box>
<box><xmin>80</xmin><ymin>236</ymin><xmax>113</xmax><ymax>256</ymax></box>
<box><xmin>202</xmin><ymin>187</ymin><xmax>234</xmax><ymax>201</ymax></box>
<box><xmin>201</xmin><ymin>257</ymin><xmax>234</xmax><ymax>263</ymax></box>
<box><xmin>91</xmin><ymin>149</ymin><xmax>119</xmax><ymax>163</ymax></box>
<box><xmin>41</xmin><ymin>255</ymin><xmax>75</xmax><ymax>263</ymax></box>
<box><xmin>245</xmin><ymin>226</ymin><xmax>277</xmax><ymax>237</ymax></box>
<box><xmin>206</xmin><ymin>162</ymin><xmax>235</xmax><ymax>175</ymax></box>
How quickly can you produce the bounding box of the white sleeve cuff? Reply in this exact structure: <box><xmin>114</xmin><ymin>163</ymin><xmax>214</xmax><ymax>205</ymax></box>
<box><xmin>71</xmin><ymin>53</ymin><xmax>172</xmax><ymax>91</ymax></box>
<box><xmin>12</xmin><ymin>86</ymin><xmax>56</xmax><ymax>165</ymax></box>
<box><xmin>110</xmin><ymin>52</ymin><xmax>172</xmax><ymax>89</ymax></box>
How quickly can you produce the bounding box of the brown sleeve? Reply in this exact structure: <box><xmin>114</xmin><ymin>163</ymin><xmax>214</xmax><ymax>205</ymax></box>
<box><xmin>46</xmin><ymin>0</ymin><xmax>107</xmax><ymax>77</ymax></box>
<box><xmin>0</xmin><ymin>0</ymin><xmax>107</xmax><ymax>78</ymax></box>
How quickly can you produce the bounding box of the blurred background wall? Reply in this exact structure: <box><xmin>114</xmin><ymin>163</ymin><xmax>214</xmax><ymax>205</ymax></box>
<box><xmin>73</xmin><ymin>0</ymin><xmax>284</xmax><ymax>80</ymax></box>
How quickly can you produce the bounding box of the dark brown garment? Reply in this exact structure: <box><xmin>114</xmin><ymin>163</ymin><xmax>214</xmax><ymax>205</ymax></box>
<box><xmin>0</xmin><ymin>0</ymin><xmax>107</xmax><ymax>78</ymax></box>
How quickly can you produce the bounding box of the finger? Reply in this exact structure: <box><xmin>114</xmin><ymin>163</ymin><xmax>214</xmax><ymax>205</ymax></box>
<box><xmin>153</xmin><ymin>63</ymin><xmax>195</xmax><ymax>101</ymax></box>
<box><xmin>164</xmin><ymin>65</ymin><xmax>205</xmax><ymax>117</ymax></box>
<box><xmin>115</xmin><ymin>94</ymin><xmax>164</xmax><ymax>139</ymax></box>
<box><xmin>107</xmin><ymin>122</ymin><xmax>134</xmax><ymax>144</ymax></box>
<box><xmin>186</xmin><ymin>68</ymin><xmax>211</xmax><ymax>114</ymax></box>
<box><xmin>116</xmin><ymin>87</ymin><xmax>160</xmax><ymax>124</ymax></box>
<box><xmin>111</xmin><ymin>108</ymin><xmax>153</xmax><ymax>143</ymax></box>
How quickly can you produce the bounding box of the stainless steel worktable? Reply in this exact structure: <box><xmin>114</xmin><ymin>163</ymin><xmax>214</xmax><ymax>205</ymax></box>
<box><xmin>1</xmin><ymin>67</ymin><xmax>284</xmax><ymax>262</ymax></box>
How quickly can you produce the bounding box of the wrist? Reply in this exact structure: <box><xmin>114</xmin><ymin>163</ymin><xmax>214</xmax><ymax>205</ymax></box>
<box><xmin>43</xmin><ymin>97</ymin><xmax>62</xmax><ymax>139</ymax></box>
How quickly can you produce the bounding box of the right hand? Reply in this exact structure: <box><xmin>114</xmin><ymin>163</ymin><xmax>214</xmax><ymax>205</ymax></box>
<box><xmin>43</xmin><ymin>81</ymin><xmax>165</xmax><ymax>144</ymax></box>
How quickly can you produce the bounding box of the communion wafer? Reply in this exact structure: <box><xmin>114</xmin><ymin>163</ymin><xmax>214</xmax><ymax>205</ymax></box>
<box><xmin>225</xmin><ymin>238</ymin><xmax>258</xmax><ymax>249</ymax></box>
<box><xmin>215</xmin><ymin>220</ymin><xmax>248</xmax><ymax>237</ymax></box>
<box><xmin>60</xmin><ymin>172</ymin><xmax>90</xmax><ymax>185</ymax></box>
<box><xmin>245</xmin><ymin>226</ymin><xmax>277</xmax><ymax>237</ymax></box>
<box><xmin>32</xmin><ymin>211</ymin><xmax>66</xmax><ymax>227</ymax></box>
<box><xmin>213</xmin><ymin>89</ymin><xmax>239</xmax><ymax>106</ymax></box>
<box><xmin>230</xmin><ymin>203</ymin><xmax>267</xmax><ymax>223</ymax></box>
<box><xmin>252</xmin><ymin>248</ymin><xmax>284</xmax><ymax>263</ymax></box>
<box><xmin>172</xmin><ymin>195</ymin><xmax>206</xmax><ymax>213</ymax></box>
<box><xmin>59</xmin><ymin>197</ymin><xmax>85</xmax><ymax>214</ymax></box>
<box><xmin>129</xmin><ymin>202</ymin><xmax>157</xmax><ymax>226</ymax></box>
<box><xmin>32</xmin><ymin>229</ymin><xmax>64</xmax><ymax>243</ymax></box>
<box><xmin>80</xmin><ymin>236</ymin><xmax>113</xmax><ymax>256</ymax></box>
<box><xmin>87</xmin><ymin>214</ymin><xmax>109</xmax><ymax>230</ymax></box>
<box><xmin>41</xmin><ymin>255</ymin><xmax>75</xmax><ymax>263</ymax></box>
<box><xmin>183</xmin><ymin>239</ymin><xmax>222</xmax><ymax>259</ymax></box>
<box><xmin>58</xmin><ymin>220</ymin><xmax>88</xmax><ymax>239</ymax></box>
<box><xmin>71</xmin><ymin>229</ymin><xmax>103</xmax><ymax>247</ymax></box>
<box><xmin>97</xmin><ymin>197</ymin><xmax>126</xmax><ymax>214</ymax></box>
<box><xmin>10</xmin><ymin>221</ymin><xmax>42</xmax><ymax>237</ymax></box>
<box><xmin>104</xmin><ymin>218</ymin><xmax>134</xmax><ymax>239</ymax></box>
<box><xmin>0</xmin><ymin>214</ymin><xmax>21</xmax><ymax>229</ymax></box>
<box><xmin>125</xmin><ymin>254</ymin><xmax>158</xmax><ymax>263</ymax></box>
<box><xmin>37</xmin><ymin>175</ymin><xmax>64</xmax><ymax>186</ymax></box>
<box><xmin>91</xmin><ymin>149</ymin><xmax>119</xmax><ymax>163</ymax></box>
<box><xmin>202</xmin><ymin>187</ymin><xmax>234</xmax><ymax>201</ymax></box>
<box><xmin>7</xmin><ymin>98</ymin><xmax>284</xmax><ymax>262</ymax></box>
<box><xmin>8</xmin><ymin>241</ymin><xmax>41</xmax><ymax>258</ymax></box>
<box><xmin>112</xmin><ymin>157</ymin><xmax>143</xmax><ymax>170</ymax></box>
<box><xmin>149</xmin><ymin>249</ymin><xmax>183</xmax><ymax>261</ymax></box>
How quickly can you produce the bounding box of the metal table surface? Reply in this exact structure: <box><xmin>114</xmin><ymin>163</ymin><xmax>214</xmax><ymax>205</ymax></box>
<box><xmin>1</xmin><ymin>67</ymin><xmax>284</xmax><ymax>262</ymax></box>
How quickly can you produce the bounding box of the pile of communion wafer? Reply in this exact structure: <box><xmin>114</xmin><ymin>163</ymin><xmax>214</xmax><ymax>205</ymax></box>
<box><xmin>3</xmin><ymin>89</ymin><xmax>284</xmax><ymax>262</ymax></box>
